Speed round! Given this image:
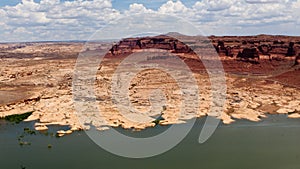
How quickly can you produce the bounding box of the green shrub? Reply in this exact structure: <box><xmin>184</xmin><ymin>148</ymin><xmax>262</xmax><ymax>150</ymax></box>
<box><xmin>3</xmin><ymin>111</ymin><xmax>33</xmax><ymax>124</ymax></box>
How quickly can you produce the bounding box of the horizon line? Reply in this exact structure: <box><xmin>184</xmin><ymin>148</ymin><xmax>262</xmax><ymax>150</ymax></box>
<box><xmin>1</xmin><ymin>34</ymin><xmax>300</xmax><ymax>44</ymax></box>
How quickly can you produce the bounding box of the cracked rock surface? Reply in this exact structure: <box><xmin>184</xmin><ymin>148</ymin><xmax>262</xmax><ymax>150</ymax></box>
<box><xmin>0</xmin><ymin>36</ymin><xmax>300</xmax><ymax>134</ymax></box>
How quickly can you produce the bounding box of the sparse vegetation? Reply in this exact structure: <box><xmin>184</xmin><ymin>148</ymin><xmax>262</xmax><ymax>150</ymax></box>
<box><xmin>24</xmin><ymin>127</ymin><xmax>36</xmax><ymax>135</ymax></box>
<box><xmin>47</xmin><ymin>144</ymin><xmax>52</xmax><ymax>149</ymax></box>
<box><xmin>19</xmin><ymin>141</ymin><xmax>31</xmax><ymax>146</ymax></box>
<box><xmin>2</xmin><ymin>111</ymin><xmax>33</xmax><ymax>124</ymax></box>
<box><xmin>152</xmin><ymin>115</ymin><xmax>165</xmax><ymax>126</ymax></box>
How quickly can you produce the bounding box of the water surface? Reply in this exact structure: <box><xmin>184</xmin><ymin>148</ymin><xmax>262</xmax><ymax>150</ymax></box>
<box><xmin>1</xmin><ymin>115</ymin><xmax>300</xmax><ymax>169</ymax></box>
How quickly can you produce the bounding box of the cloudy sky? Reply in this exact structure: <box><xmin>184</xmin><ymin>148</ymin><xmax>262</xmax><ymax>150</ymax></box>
<box><xmin>0</xmin><ymin>0</ymin><xmax>299</xmax><ymax>42</ymax></box>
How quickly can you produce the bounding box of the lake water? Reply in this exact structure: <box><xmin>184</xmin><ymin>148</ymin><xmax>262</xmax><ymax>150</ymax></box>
<box><xmin>1</xmin><ymin>115</ymin><xmax>300</xmax><ymax>169</ymax></box>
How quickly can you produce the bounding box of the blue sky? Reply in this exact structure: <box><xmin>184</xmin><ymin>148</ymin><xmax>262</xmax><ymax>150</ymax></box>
<box><xmin>0</xmin><ymin>0</ymin><xmax>199</xmax><ymax>9</ymax></box>
<box><xmin>111</xmin><ymin>0</ymin><xmax>199</xmax><ymax>10</ymax></box>
<box><xmin>0</xmin><ymin>0</ymin><xmax>299</xmax><ymax>42</ymax></box>
<box><xmin>0</xmin><ymin>0</ymin><xmax>69</xmax><ymax>6</ymax></box>
<box><xmin>0</xmin><ymin>0</ymin><xmax>19</xmax><ymax>6</ymax></box>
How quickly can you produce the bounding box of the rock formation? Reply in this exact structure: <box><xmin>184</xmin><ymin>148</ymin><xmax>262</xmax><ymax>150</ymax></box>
<box><xmin>1</xmin><ymin>35</ymin><xmax>300</xmax><ymax>134</ymax></box>
<box><xmin>295</xmin><ymin>54</ymin><xmax>300</xmax><ymax>65</ymax></box>
<box><xmin>236</xmin><ymin>47</ymin><xmax>259</xmax><ymax>61</ymax></box>
<box><xmin>258</xmin><ymin>44</ymin><xmax>273</xmax><ymax>60</ymax></box>
<box><xmin>109</xmin><ymin>35</ymin><xmax>193</xmax><ymax>55</ymax></box>
<box><xmin>286</xmin><ymin>42</ymin><xmax>296</xmax><ymax>56</ymax></box>
<box><xmin>225</xmin><ymin>46</ymin><xmax>234</xmax><ymax>57</ymax></box>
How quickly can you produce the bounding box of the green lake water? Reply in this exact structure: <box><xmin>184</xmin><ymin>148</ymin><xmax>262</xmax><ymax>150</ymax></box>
<box><xmin>1</xmin><ymin>115</ymin><xmax>300</xmax><ymax>169</ymax></box>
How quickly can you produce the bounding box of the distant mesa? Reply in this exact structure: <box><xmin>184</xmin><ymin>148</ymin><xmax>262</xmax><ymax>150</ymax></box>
<box><xmin>108</xmin><ymin>33</ymin><xmax>300</xmax><ymax>64</ymax></box>
<box><xmin>109</xmin><ymin>34</ymin><xmax>194</xmax><ymax>55</ymax></box>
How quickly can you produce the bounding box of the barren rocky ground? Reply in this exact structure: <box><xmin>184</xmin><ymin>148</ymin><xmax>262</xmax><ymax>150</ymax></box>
<box><xmin>0</xmin><ymin>35</ymin><xmax>299</xmax><ymax>136</ymax></box>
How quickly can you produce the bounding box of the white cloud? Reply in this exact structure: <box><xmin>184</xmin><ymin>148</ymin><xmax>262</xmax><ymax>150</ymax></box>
<box><xmin>0</xmin><ymin>0</ymin><xmax>299</xmax><ymax>42</ymax></box>
<box><xmin>158</xmin><ymin>0</ymin><xmax>189</xmax><ymax>13</ymax></box>
<box><xmin>245</xmin><ymin>0</ymin><xmax>289</xmax><ymax>4</ymax></box>
<box><xmin>125</xmin><ymin>3</ymin><xmax>154</xmax><ymax>14</ymax></box>
<box><xmin>40</xmin><ymin>0</ymin><xmax>60</xmax><ymax>6</ymax></box>
<box><xmin>0</xmin><ymin>0</ymin><xmax>121</xmax><ymax>42</ymax></box>
<box><xmin>204</xmin><ymin>0</ymin><xmax>234</xmax><ymax>11</ymax></box>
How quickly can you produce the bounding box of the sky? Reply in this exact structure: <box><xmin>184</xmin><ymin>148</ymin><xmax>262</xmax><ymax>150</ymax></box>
<box><xmin>0</xmin><ymin>0</ymin><xmax>299</xmax><ymax>42</ymax></box>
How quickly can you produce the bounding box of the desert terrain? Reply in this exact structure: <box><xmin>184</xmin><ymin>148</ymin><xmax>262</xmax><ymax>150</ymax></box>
<box><xmin>0</xmin><ymin>34</ymin><xmax>300</xmax><ymax>135</ymax></box>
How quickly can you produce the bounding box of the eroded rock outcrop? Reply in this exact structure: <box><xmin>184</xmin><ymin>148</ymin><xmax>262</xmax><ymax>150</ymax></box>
<box><xmin>236</xmin><ymin>48</ymin><xmax>259</xmax><ymax>61</ymax></box>
<box><xmin>286</xmin><ymin>42</ymin><xmax>296</xmax><ymax>56</ymax></box>
<box><xmin>109</xmin><ymin>35</ymin><xmax>193</xmax><ymax>55</ymax></box>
